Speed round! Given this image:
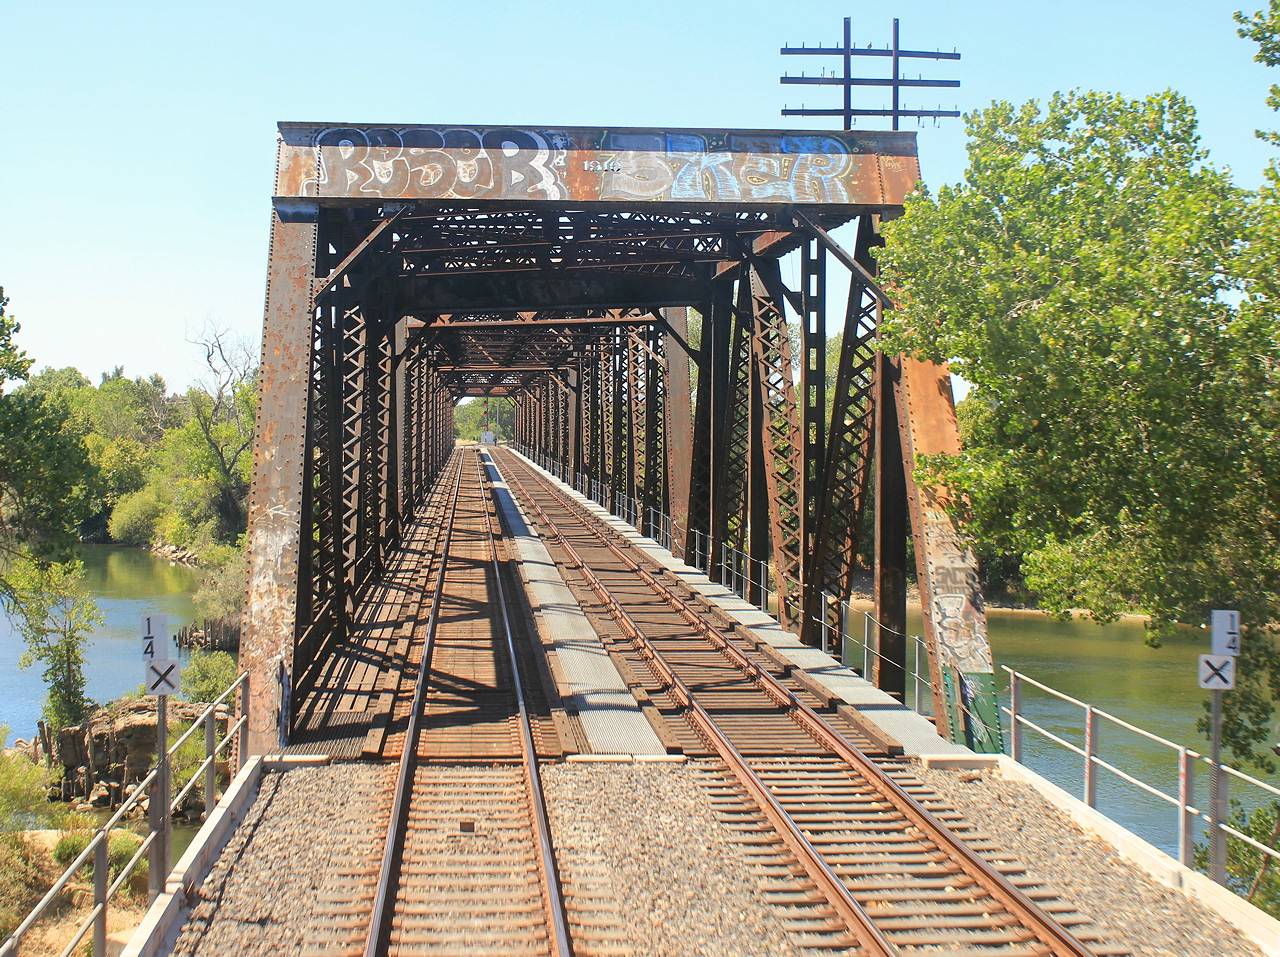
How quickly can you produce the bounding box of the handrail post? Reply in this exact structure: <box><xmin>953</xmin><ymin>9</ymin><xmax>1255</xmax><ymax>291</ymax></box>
<box><xmin>914</xmin><ymin>636</ymin><xmax>924</xmax><ymax>714</ymax></box>
<box><xmin>205</xmin><ymin>710</ymin><xmax>217</xmax><ymax>820</ymax></box>
<box><xmin>1084</xmin><ymin>706</ymin><xmax>1098</xmax><ymax>808</ymax></box>
<box><xmin>1178</xmin><ymin>748</ymin><xmax>1195</xmax><ymax>867</ymax></box>
<box><xmin>93</xmin><ymin>835</ymin><xmax>107</xmax><ymax>957</ymax></box>
<box><xmin>1010</xmin><ymin>671</ymin><xmax>1023</xmax><ymax>763</ymax></box>
<box><xmin>149</xmin><ymin>694</ymin><xmax>170</xmax><ymax>903</ymax></box>
<box><xmin>237</xmin><ymin>674</ymin><xmax>250</xmax><ymax>773</ymax></box>
<box><xmin>1210</xmin><ymin>688</ymin><xmax>1228</xmax><ymax>885</ymax></box>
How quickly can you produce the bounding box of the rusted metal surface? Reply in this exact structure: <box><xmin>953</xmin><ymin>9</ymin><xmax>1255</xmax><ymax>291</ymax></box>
<box><xmin>276</xmin><ymin>123</ymin><xmax>919</xmax><ymax>206</ymax></box>
<box><xmin>801</xmin><ymin>215</ymin><xmax>883</xmax><ymax>652</ymax></box>
<box><xmin>896</xmin><ymin>355</ymin><xmax>1001</xmax><ymax>750</ymax></box>
<box><xmin>244</xmin><ymin>115</ymin><xmax>1000</xmax><ymax>753</ymax></box>
<box><xmin>663</xmin><ymin>306</ymin><xmax>694</xmax><ymax>557</ymax></box>
<box><xmin>242</xmin><ymin>204</ymin><xmax>317</xmax><ymax>756</ymax></box>
<box><xmin>746</xmin><ymin>260</ymin><xmax>805</xmax><ymax>629</ymax></box>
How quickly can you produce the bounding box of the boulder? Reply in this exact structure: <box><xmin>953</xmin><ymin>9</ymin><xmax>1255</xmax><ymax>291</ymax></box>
<box><xmin>55</xmin><ymin>697</ymin><xmax>222</xmax><ymax>802</ymax></box>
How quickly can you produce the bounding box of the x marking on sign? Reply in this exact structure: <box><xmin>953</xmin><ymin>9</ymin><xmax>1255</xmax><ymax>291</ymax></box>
<box><xmin>149</xmin><ymin>662</ymin><xmax>177</xmax><ymax>692</ymax></box>
<box><xmin>1199</xmin><ymin>654</ymin><xmax>1237</xmax><ymax>690</ymax></box>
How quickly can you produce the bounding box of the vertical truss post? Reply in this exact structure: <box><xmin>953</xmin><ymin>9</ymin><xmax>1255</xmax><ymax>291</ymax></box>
<box><xmin>243</xmin><ymin>203</ymin><xmax>318</xmax><ymax>756</ymax></box>
<box><xmin>686</xmin><ymin>288</ymin><xmax>719</xmax><ymax>564</ymax></box>
<box><xmin>393</xmin><ymin>321</ymin><xmax>409</xmax><ymax>520</ymax></box>
<box><xmin>798</xmin><ymin>236</ymin><xmax>827</xmax><ymax>647</ymax></box>
<box><xmin>664</xmin><ymin>306</ymin><xmax>694</xmax><ymax>559</ymax></box>
<box><xmin>569</xmin><ymin>362</ymin><xmax>583</xmax><ymax>486</ymax></box>
<box><xmin>803</xmin><ymin>215</ymin><xmax>882</xmax><ymax>650</ymax></box>
<box><xmin>717</xmin><ymin>273</ymin><xmax>754</xmax><ymax>574</ymax></box>
<box><xmin>586</xmin><ymin>351</ymin><xmax>603</xmax><ymax>491</ymax></box>
<box><xmin>800</xmin><ymin>236</ymin><xmax>827</xmax><ymax>565</ymax></box>
<box><xmin>642</xmin><ymin>323</ymin><xmax>666</xmax><ymax>538</ymax></box>
<box><xmin>746</xmin><ymin>287</ymin><xmax>770</xmax><ymax>610</ymax></box>
<box><xmin>628</xmin><ymin>330</ymin><xmax>647</xmax><ymax>527</ymax></box>
<box><xmin>874</xmin><ymin>353</ymin><xmax>910</xmax><ymax>700</ymax></box>
<box><xmin>612</xmin><ymin>329</ymin><xmax>630</xmax><ymax>514</ymax></box>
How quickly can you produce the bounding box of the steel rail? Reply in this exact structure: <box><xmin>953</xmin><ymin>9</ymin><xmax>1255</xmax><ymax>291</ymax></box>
<box><xmin>503</xmin><ymin>452</ymin><xmax>1096</xmax><ymax>957</ymax></box>
<box><xmin>501</xmin><ymin>460</ymin><xmax>896</xmax><ymax>957</ymax></box>
<box><xmin>363</xmin><ymin>450</ymin><xmax>467</xmax><ymax>957</ymax></box>
<box><xmin>478</xmin><ymin>450</ymin><xmax>573</xmax><ymax>957</ymax></box>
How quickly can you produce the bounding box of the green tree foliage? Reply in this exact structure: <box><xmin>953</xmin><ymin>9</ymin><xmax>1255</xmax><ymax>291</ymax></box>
<box><xmin>453</xmin><ymin>396</ymin><xmax>514</xmax><ymax>442</ymax></box>
<box><xmin>192</xmin><ymin>545</ymin><xmax>247</xmax><ymax>621</ymax></box>
<box><xmin>0</xmin><ymin>727</ymin><xmax>56</xmax><ymax>936</ymax></box>
<box><xmin>1194</xmin><ymin>801</ymin><xmax>1280</xmax><ymax>916</ymax></box>
<box><xmin>179</xmin><ymin>649</ymin><xmax>238</xmax><ymax>704</ymax></box>
<box><xmin>9</xmin><ymin>560</ymin><xmax>103</xmax><ymax>731</ymax></box>
<box><xmin>878</xmin><ymin>90</ymin><xmax>1280</xmax><ymax>767</ymax></box>
<box><xmin>0</xmin><ymin>292</ymin><xmax>96</xmax><ymax>608</ymax></box>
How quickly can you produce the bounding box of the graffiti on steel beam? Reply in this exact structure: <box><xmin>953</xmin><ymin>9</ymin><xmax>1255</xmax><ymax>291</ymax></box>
<box><xmin>280</xmin><ymin>125</ymin><xmax>918</xmax><ymax>206</ymax></box>
<box><xmin>921</xmin><ymin>516</ymin><xmax>994</xmax><ymax>676</ymax></box>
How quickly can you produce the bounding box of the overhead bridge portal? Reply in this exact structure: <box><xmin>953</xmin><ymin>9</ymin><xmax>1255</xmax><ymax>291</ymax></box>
<box><xmin>240</xmin><ymin>122</ymin><xmax>1001</xmax><ymax>756</ymax></box>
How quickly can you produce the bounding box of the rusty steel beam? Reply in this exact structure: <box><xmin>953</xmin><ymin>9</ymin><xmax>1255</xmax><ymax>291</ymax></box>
<box><xmin>746</xmin><ymin>260</ymin><xmax>805</xmax><ymax>630</ymax></box>
<box><xmin>895</xmin><ymin>357</ymin><xmax>1002</xmax><ymax>752</ymax></box>
<box><xmin>664</xmin><ymin>306</ymin><xmax>694</xmax><ymax>557</ymax></box>
<box><xmin>275</xmin><ymin>123</ymin><xmax>920</xmax><ymax>207</ymax></box>
<box><xmin>243</xmin><ymin>203</ymin><xmax>318</xmax><ymax>756</ymax></box>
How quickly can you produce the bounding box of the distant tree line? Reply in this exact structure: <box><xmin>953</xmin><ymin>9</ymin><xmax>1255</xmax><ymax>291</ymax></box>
<box><xmin>0</xmin><ymin>301</ymin><xmax>253</xmax><ymax>732</ymax></box>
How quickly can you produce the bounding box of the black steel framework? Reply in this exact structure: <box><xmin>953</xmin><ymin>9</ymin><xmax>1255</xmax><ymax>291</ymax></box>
<box><xmin>242</xmin><ymin>123</ymin><xmax>1001</xmax><ymax>757</ymax></box>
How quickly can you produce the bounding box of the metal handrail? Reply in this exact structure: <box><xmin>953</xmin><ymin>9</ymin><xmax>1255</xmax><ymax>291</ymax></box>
<box><xmin>524</xmin><ymin>455</ymin><xmax>1280</xmax><ymax>897</ymax></box>
<box><xmin>0</xmin><ymin>671</ymin><xmax>250</xmax><ymax>957</ymax></box>
<box><xmin>1003</xmin><ymin>664</ymin><xmax>1280</xmax><ymax>887</ymax></box>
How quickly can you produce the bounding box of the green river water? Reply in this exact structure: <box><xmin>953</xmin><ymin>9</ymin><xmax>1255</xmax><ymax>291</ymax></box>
<box><xmin>848</xmin><ymin>600</ymin><xmax>1277</xmax><ymax>856</ymax></box>
<box><xmin>1</xmin><ymin>546</ymin><xmax>1269</xmax><ymax>861</ymax></box>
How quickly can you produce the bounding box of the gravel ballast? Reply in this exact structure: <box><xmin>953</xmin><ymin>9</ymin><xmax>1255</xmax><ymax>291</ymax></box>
<box><xmin>913</xmin><ymin>764</ymin><xmax>1268</xmax><ymax>957</ymax></box>
<box><xmin>542</xmin><ymin>760</ymin><xmax>805</xmax><ymax>957</ymax></box>
<box><xmin>171</xmin><ymin>764</ymin><xmax>391</xmax><ymax>957</ymax></box>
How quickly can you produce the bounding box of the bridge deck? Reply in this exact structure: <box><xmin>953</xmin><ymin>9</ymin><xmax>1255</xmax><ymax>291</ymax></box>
<box><xmin>285</xmin><ymin>445</ymin><xmax>970</xmax><ymax>763</ymax></box>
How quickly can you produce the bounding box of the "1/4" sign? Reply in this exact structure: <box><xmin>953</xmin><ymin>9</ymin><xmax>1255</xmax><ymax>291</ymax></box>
<box><xmin>1211</xmin><ymin>610</ymin><xmax>1241</xmax><ymax>657</ymax></box>
<box><xmin>142</xmin><ymin>615</ymin><xmax>169</xmax><ymax>660</ymax></box>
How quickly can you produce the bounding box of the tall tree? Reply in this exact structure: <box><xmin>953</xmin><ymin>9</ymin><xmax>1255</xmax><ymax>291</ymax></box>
<box><xmin>0</xmin><ymin>289</ymin><xmax>95</xmax><ymax>606</ymax></box>
<box><xmin>10</xmin><ymin>560</ymin><xmax>102</xmax><ymax>731</ymax></box>
<box><xmin>877</xmin><ymin>91</ymin><xmax>1280</xmax><ymax>767</ymax></box>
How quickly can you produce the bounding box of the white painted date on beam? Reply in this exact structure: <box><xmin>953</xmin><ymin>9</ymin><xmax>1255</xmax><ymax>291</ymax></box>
<box><xmin>583</xmin><ymin>160</ymin><xmax>622</xmax><ymax>172</ymax></box>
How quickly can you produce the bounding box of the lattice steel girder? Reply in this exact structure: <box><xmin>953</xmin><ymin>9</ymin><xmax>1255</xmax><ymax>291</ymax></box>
<box><xmin>274</xmin><ymin>124</ymin><xmax>920</xmax><ymax>207</ymax></box>
<box><xmin>399</xmin><ymin>274</ymin><xmax>705</xmax><ymax>313</ymax></box>
<box><xmin>800</xmin><ymin>216</ymin><xmax>881</xmax><ymax>648</ymax></box>
<box><xmin>746</xmin><ymin>261</ymin><xmax>805</xmax><ymax>629</ymax></box>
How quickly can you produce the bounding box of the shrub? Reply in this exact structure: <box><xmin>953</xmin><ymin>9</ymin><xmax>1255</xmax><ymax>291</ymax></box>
<box><xmin>0</xmin><ymin>834</ymin><xmax>44</xmax><ymax>937</ymax></box>
<box><xmin>51</xmin><ymin>829</ymin><xmax>90</xmax><ymax>868</ymax></box>
<box><xmin>53</xmin><ymin>829</ymin><xmax>147</xmax><ymax>888</ymax></box>
<box><xmin>180</xmin><ymin>650</ymin><xmax>238</xmax><ymax>704</ymax></box>
<box><xmin>108</xmin><ymin>486</ymin><xmax>165</xmax><ymax>545</ymax></box>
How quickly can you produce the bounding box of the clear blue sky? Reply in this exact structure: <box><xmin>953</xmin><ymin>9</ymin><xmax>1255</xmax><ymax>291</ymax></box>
<box><xmin>1</xmin><ymin>1</ymin><xmax>1273</xmax><ymax>389</ymax></box>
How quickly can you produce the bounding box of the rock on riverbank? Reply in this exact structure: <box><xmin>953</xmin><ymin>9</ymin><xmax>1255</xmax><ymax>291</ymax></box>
<box><xmin>27</xmin><ymin>698</ymin><xmax>226</xmax><ymax>810</ymax></box>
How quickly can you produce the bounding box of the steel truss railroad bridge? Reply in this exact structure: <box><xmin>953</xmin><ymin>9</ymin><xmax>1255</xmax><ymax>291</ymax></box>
<box><xmin>241</xmin><ymin>122</ymin><xmax>1002</xmax><ymax>757</ymax></box>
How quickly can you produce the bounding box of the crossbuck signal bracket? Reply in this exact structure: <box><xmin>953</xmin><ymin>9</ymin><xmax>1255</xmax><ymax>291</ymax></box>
<box><xmin>781</xmin><ymin>17</ymin><xmax>961</xmax><ymax>130</ymax></box>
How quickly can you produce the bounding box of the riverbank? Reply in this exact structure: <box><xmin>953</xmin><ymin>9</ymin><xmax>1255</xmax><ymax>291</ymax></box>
<box><xmin>845</xmin><ymin>571</ymin><xmax>1149</xmax><ymax>623</ymax></box>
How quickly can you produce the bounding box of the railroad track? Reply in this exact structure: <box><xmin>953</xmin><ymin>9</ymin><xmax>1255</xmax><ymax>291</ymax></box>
<box><xmin>497</xmin><ymin>448</ymin><xmax>1114</xmax><ymax>957</ymax></box>
<box><xmin>363</xmin><ymin>448</ymin><xmax>571</xmax><ymax>957</ymax></box>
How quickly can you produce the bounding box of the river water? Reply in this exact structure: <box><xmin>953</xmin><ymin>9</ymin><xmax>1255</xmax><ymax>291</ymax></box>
<box><xmin>848</xmin><ymin>601</ymin><xmax>1276</xmax><ymax>857</ymax></box>
<box><xmin>0</xmin><ymin>545</ymin><xmax>199</xmax><ymax>743</ymax></box>
<box><xmin>1</xmin><ymin>546</ymin><xmax>1268</xmax><ymax>860</ymax></box>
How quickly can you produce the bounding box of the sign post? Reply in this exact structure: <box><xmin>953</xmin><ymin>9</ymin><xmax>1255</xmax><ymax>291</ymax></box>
<box><xmin>142</xmin><ymin>616</ymin><xmax>180</xmax><ymax>902</ymax></box>
<box><xmin>1200</xmin><ymin>609</ymin><xmax>1241</xmax><ymax>886</ymax></box>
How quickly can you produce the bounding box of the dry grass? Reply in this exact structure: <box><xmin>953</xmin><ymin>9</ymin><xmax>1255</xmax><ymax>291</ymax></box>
<box><xmin>3</xmin><ymin>831</ymin><xmax>149</xmax><ymax>957</ymax></box>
